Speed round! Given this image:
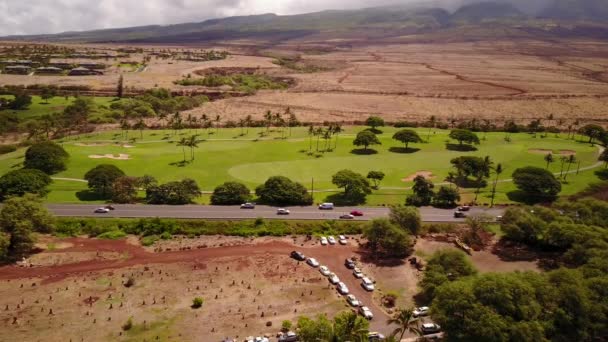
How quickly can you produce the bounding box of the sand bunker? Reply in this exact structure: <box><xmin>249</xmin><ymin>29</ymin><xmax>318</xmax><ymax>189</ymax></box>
<box><xmin>402</xmin><ymin>171</ymin><xmax>435</xmax><ymax>182</ymax></box>
<box><xmin>122</xmin><ymin>144</ymin><xmax>135</xmax><ymax>148</ymax></box>
<box><xmin>75</xmin><ymin>142</ymin><xmax>107</xmax><ymax>147</ymax></box>
<box><xmin>528</xmin><ymin>149</ymin><xmax>576</xmax><ymax>156</ymax></box>
<box><xmin>88</xmin><ymin>154</ymin><xmax>130</xmax><ymax>160</ymax></box>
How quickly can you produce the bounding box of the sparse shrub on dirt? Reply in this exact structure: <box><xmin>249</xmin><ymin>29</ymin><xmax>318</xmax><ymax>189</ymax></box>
<box><xmin>191</xmin><ymin>297</ymin><xmax>204</xmax><ymax>309</ymax></box>
<box><xmin>124</xmin><ymin>277</ymin><xmax>135</xmax><ymax>288</ymax></box>
<box><xmin>122</xmin><ymin>317</ymin><xmax>133</xmax><ymax>331</ymax></box>
<box><xmin>281</xmin><ymin>320</ymin><xmax>292</xmax><ymax>332</ymax></box>
<box><xmin>97</xmin><ymin>230</ymin><xmax>127</xmax><ymax>240</ymax></box>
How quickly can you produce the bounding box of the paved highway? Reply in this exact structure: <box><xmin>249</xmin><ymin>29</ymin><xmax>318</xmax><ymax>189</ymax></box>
<box><xmin>45</xmin><ymin>204</ymin><xmax>505</xmax><ymax>222</ymax></box>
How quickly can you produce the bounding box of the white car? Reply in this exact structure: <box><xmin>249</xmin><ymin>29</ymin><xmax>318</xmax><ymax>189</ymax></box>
<box><xmin>319</xmin><ymin>266</ymin><xmax>331</xmax><ymax>276</ymax></box>
<box><xmin>306</xmin><ymin>258</ymin><xmax>320</xmax><ymax>267</ymax></box>
<box><xmin>359</xmin><ymin>306</ymin><xmax>374</xmax><ymax>320</ymax></box>
<box><xmin>319</xmin><ymin>203</ymin><xmax>334</xmax><ymax>210</ymax></box>
<box><xmin>277</xmin><ymin>208</ymin><xmax>290</xmax><ymax>215</ymax></box>
<box><xmin>346</xmin><ymin>294</ymin><xmax>360</xmax><ymax>307</ymax></box>
<box><xmin>368</xmin><ymin>332</ymin><xmax>385</xmax><ymax>341</ymax></box>
<box><xmin>421</xmin><ymin>323</ymin><xmax>442</xmax><ymax>335</ymax></box>
<box><xmin>338</xmin><ymin>235</ymin><xmax>347</xmax><ymax>245</ymax></box>
<box><xmin>361</xmin><ymin>277</ymin><xmax>375</xmax><ymax>291</ymax></box>
<box><xmin>94</xmin><ymin>208</ymin><xmax>110</xmax><ymax>214</ymax></box>
<box><xmin>337</xmin><ymin>282</ymin><xmax>349</xmax><ymax>295</ymax></box>
<box><xmin>320</xmin><ymin>236</ymin><xmax>328</xmax><ymax>245</ymax></box>
<box><xmin>353</xmin><ymin>267</ymin><xmax>364</xmax><ymax>279</ymax></box>
<box><xmin>328</xmin><ymin>273</ymin><xmax>340</xmax><ymax>285</ymax></box>
<box><xmin>328</xmin><ymin>236</ymin><xmax>336</xmax><ymax>245</ymax></box>
<box><xmin>413</xmin><ymin>306</ymin><xmax>430</xmax><ymax>318</ymax></box>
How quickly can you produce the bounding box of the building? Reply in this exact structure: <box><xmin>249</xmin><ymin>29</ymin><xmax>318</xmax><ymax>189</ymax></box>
<box><xmin>68</xmin><ymin>67</ymin><xmax>103</xmax><ymax>76</ymax></box>
<box><xmin>3</xmin><ymin>65</ymin><xmax>31</xmax><ymax>75</ymax></box>
<box><xmin>36</xmin><ymin>67</ymin><xmax>63</xmax><ymax>75</ymax></box>
<box><xmin>48</xmin><ymin>62</ymin><xmax>73</xmax><ymax>69</ymax></box>
<box><xmin>78</xmin><ymin>63</ymin><xmax>106</xmax><ymax>70</ymax></box>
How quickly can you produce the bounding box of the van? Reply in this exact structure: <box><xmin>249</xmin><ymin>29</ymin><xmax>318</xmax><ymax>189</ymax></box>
<box><xmin>319</xmin><ymin>203</ymin><xmax>334</xmax><ymax>210</ymax></box>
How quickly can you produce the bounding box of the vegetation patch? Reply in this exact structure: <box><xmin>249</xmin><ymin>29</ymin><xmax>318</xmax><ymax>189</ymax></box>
<box><xmin>175</xmin><ymin>72</ymin><xmax>293</xmax><ymax>93</ymax></box>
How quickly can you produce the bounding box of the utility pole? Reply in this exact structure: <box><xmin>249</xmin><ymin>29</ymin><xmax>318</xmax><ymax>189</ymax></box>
<box><xmin>311</xmin><ymin>177</ymin><xmax>314</xmax><ymax>205</ymax></box>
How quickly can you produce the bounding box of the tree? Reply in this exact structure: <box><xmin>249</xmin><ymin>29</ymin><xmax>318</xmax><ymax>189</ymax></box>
<box><xmin>450</xmin><ymin>156</ymin><xmax>490</xmax><ymax>185</ymax></box>
<box><xmin>117</xmin><ymin>74</ymin><xmax>124</xmax><ymax>98</ymax></box>
<box><xmin>544</xmin><ymin>153</ymin><xmax>554</xmax><ymax>169</ymax></box>
<box><xmin>365</xmin><ymin>116</ymin><xmax>385</xmax><ymax>130</ymax></box>
<box><xmin>406</xmin><ymin>175</ymin><xmax>435</xmax><ymax>207</ymax></box>
<box><xmin>137</xmin><ymin>175</ymin><xmax>158</xmax><ymax>191</ymax></box>
<box><xmin>512</xmin><ymin>166</ymin><xmax>561</xmax><ymax>199</ymax></box>
<box><xmin>353</xmin><ymin>130</ymin><xmax>381</xmax><ymax>151</ymax></box>
<box><xmin>176</xmin><ymin>137</ymin><xmax>188</xmax><ymax>162</ymax></box>
<box><xmin>579</xmin><ymin>124</ymin><xmax>605</xmax><ymax>144</ymax></box>
<box><xmin>490</xmin><ymin>163</ymin><xmax>503</xmax><ymax>207</ymax></box>
<box><xmin>255</xmin><ymin>176</ymin><xmax>312</xmax><ymax>206</ymax></box>
<box><xmin>332</xmin><ymin>169</ymin><xmax>372</xmax><ymax>204</ymax></box>
<box><xmin>333</xmin><ymin>310</ymin><xmax>370</xmax><ymax>341</ymax></box>
<box><xmin>364</xmin><ymin>219</ymin><xmax>413</xmax><ymax>258</ymax></box>
<box><xmin>600</xmin><ymin>148</ymin><xmax>608</xmax><ymax>168</ymax></box>
<box><xmin>146</xmin><ymin>178</ymin><xmax>202</xmax><ymax>205</ymax></box>
<box><xmin>474</xmin><ymin>156</ymin><xmax>493</xmax><ymax>202</ymax></box>
<box><xmin>211</xmin><ymin>182</ymin><xmax>250</xmax><ymax>205</ymax></box>
<box><xmin>563</xmin><ymin>155</ymin><xmax>576</xmax><ymax>181</ymax></box>
<box><xmin>0</xmin><ymin>232</ymin><xmax>9</xmax><ymax>261</ymax></box>
<box><xmin>388</xmin><ymin>308</ymin><xmax>421</xmax><ymax>341</ymax></box>
<box><xmin>40</xmin><ymin>87</ymin><xmax>56</xmax><ymax>104</ymax></box>
<box><xmin>0</xmin><ymin>169</ymin><xmax>52</xmax><ymax>201</ymax></box>
<box><xmin>0</xmin><ymin>194</ymin><xmax>55</xmax><ymax>234</ymax></box>
<box><xmin>366</xmin><ymin>171</ymin><xmax>385</xmax><ymax>189</ymax></box>
<box><xmin>23</xmin><ymin>141</ymin><xmax>69</xmax><ymax>174</ymax></box>
<box><xmin>111</xmin><ymin>176</ymin><xmax>139</xmax><ymax>204</ymax></box>
<box><xmin>84</xmin><ymin>164</ymin><xmax>126</xmax><ymax>198</ymax></box>
<box><xmin>297</xmin><ymin>314</ymin><xmax>334</xmax><ymax>342</ymax></box>
<box><xmin>433</xmin><ymin>186</ymin><xmax>460</xmax><ymax>208</ymax></box>
<box><xmin>132</xmin><ymin>118</ymin><xmax>146</xmax><ymax>139</ymax></box>
<box><xmin>449</xmin><ymin>129</ymin><xmax>480</xmax><ymax>146</ymax></box>
<box><xmin>389</xmin><ymin>206</ymin><xmax>422</xmax><ymax>236</ymax></box>
<box><xmin>8</xmin><ymin>221</ymin><xmax>35</xmax><ymax>259</ymax></box>
<box><xmin>419</xmin><ymin>249</ymin><xmax>477</xmax><ymax>300</ymax></box>
<box><xmin>9</xmin><ymin>92</ymin><xmax>32</xmax><ymax>110</ymax></box>
<box><xmin>392</xmin><ymin>129</ymin><xmax>422</xmax><ymax>150</ymax></box>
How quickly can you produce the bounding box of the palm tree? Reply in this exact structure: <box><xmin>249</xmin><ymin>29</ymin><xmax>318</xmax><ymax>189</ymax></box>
<box><xmin>186</xmin><ymin>135</ymin><xmax>199</xmax><ymax>161</ymax></box>
<box><xmin>323</xmin><ymin>128</ymin><xmax>332</xmax><ymax>152</ymax></box>
<box><xmin>133</xmin><ymin>118</ymin><xmax>146</xmax><ymax>139</ymax></box>
<box><xmin>490</xmin><ymin>163</ymin><xmax>503</xmax><ymax>207</ymax></box>
<box><xmin>387</xmin><ymin>308</ymin><xmax>421</xmax><ymax>341</ymax></box>
<box><xmin>426</xmin><ymin>115</ymin><xmax>436</xmax><ymax>142</ymax></box>
<box><xmin>176</xmin><ymin>137</ymin><xmax>187</xmax><ymax>162</ymax></box>
<box><xmin>308</xmin><ymin>125</ymin><xmax>315</xmax><ymax>152</ymax></box>
<box><xmin>563</xmin><ymin>155</ymin><xmax>576</xmax><ymax>181</ymax></box>
<box><xmin>238</xmin><ymin>118</ymin><xmax>246</xmax><ymax>136</ymax></box>
<box><xmin>474</xmin><ymin>155</ymin><xmax>493</xmax><ymax>203</ymax></box>
<box><xmin>215</xmin><ymin>114</ymin><xmax>221</xmax><ymax>133</ymax></box>
<box><xmin>200</xmin><ymin>114</ymin><xmax>209</xmax><ymax>136</ymax></box>
<box><xmin>559</xmin><ymin>156</ymin><xmax>568</xmax><ymax>179</ymax></box>
<box><xmin>315</xmin><ymin>127</ymin><xmax>324</xmax><ymax>152</ymax></box>
<box><xmin>544</xmin><ymin>153</ymin><xmax>554</xmax><ymax>169</ymax></box>
<box><xmin>264</xmin><ymin>110</ymin><xmax>273</xmax><ymax>132</ymax></box>
<box><xmin>158</xmin><ymin>112</ymin><xmax>168</xmax><ymax>128</ymax></box>
<box><xmin>332</xmin><ymin>123</ymin><xmax>343</xmax><ymax>150</ymax></box>
<box><xmin>245</xmin><ymin>114</ymin><xmax>252</xmax><ymax>135</ymax></box>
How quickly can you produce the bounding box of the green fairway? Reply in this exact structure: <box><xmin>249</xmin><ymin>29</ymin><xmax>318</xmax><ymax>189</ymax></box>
<box><xmin>0</xmin><ymin>126</ymin><xmax>602</xmax><ymax>205</ymax></box>
<box><xmin>0</xmin><ymin>95</ymin><xmax>120</xmax><ymax>120</ymax></box>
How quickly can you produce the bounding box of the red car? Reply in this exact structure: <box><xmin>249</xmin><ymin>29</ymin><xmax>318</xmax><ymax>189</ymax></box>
<box><xmin>350</xmin><ymin>210</ymin><xmax>364</xmax><ymax>216</ymax></box>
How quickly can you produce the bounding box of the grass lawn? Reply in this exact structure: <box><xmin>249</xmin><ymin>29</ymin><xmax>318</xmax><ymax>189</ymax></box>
<box><xmin>0</xmin><ymin>95</ymin><xmax>120</xmax><ymax>120</ymax></box>
<box><xmin>0</xmin><ymin>126</ymin><xmax>602</xmax><ymax>205</ymax></box>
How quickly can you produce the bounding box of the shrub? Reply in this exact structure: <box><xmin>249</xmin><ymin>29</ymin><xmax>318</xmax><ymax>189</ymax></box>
<box><xmin>122</xmin><ymin>317</ymin><xmax>133</xmax><ymax>331</ymax></box>
<box><xmin>192</xmin><ymin>297</ymin><xmax>204</xmax><ymax>309</ymax></box>
<box><xmin>124</xmin><ymin>277</ymin><xmax>135</xmax><ymax>288</ymax></box>
<box><xmin>210</xmin><ymin>182</ymin><xmax>251</xmax><ymax>205</ymax></box>
<box><xmin>97</xmin><ymin>230</ymin><xmax>127</xmax><ymax>240</ymax></box>
<box><xmin>281</xmin><ymin>320</ymin><xmax>292</xmax><ymax>332</ymax></box>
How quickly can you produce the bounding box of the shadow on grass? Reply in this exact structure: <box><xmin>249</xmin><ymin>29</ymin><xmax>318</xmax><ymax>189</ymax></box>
<box><xmin>445</xmin><ymin>143</ymin><xmax>478</xmax><ymax>152</ymax></box>
<box><xmin>169</xmin><ymin>160</ymin><xmax>191</xmax><ymax>167</ymax></box>
<box><xmin>76</xmin><ymin>190</ymin><xmax>106</xmax><ymax>202</ymax></box>
<box><xmin>595</xmin><ymin>168</ymin><xmax>608</xmax><ymax>180</ymax></box>
<box><xmin>389</xmin><ymin>147</ymin><xmax>420</xmax><ymax>154</ymax></box>
<box><xmin>350</xmin><ymin>148</ymin><xmax>378</xmax><ymax>155</ymax></box>
<box><xmin>507</xmin><ymin>190</ymin><xmax>556</xmax><ymax>205</ymax></box>
<box><xmin>324</xmin><ymin>192</ymin><xmax>366</xmax><ymax>206</ymax></box>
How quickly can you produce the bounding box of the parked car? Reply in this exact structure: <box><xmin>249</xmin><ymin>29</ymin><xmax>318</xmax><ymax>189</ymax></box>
<box><xmin>345</xmin><ymin>258</ymin><xmax>356</xmax><ymax>269</ymax></box>
<box><xmin>361</xmin><ymin>277</ymin><xmax>375</xmax><ymax>291</ymax></box>
<box><xmin>454</xmin><ymin>211</ymin><xmax>466</xmax><ymax>218</ymax></box>
<box><xmin>328</xmin><ymin>273</ymin><xmax>340</xmax><ymax>285</ymax></box>
<box><xmin>240</xmin><ymin>203</ymin><xmax>255</xmax><ymax>209</ymax></box>
<box><xmin>94</xmin><ymin>208</ymin><xmax>110</xmax><ymax>214</ymax></box>
<box><xmin>353</xmin><ymin>267</ymin><xmax>364</xmax><ymax>278</ymax></box>
<box><xmin>457</xmin><ymin>205</ymin><xmax>471</xmax><ymax>211</ymax></box>
<box><xmin>368</xmin><ymin>332</ymin><xmax>386</xmax><ymax>341</ymax></box>
<box><xmin>319</xmin><ymin>265</ymin><xmax>331</xmax><ymax>276</ymax></box>
<box><xmin>306</xmin><ymin>258</ymin><xmax>320</xmax><ymax>267</ymax></box>
<box><xmin>359</xmin><ymin>306</ymin><xmax>374</xmax><ymax>320</ymax></box>
<box><xmin>319</xmin><ymin>203</ymin><xmax>334</xmax><ymax>210</ymax></box>
<box><xmin>496</xmin><ymin>215</ymin><xmax>503</xmax><ymax>222</ymax></box>
<box><xmin>328</xmin><ymin>236</ymin><xmax>336</xmax><ymax>245</ymax></box>
<box><xmin>413</xmin><ymin>306</ymin><xmax>430</xmax><ymax>318</ymax></box>
<box><xmin>339</xmin><ymin>235</ymin><xmax>347</xmax><ymax>245</ymax></box>
<box><xmin>421</xmin><ymin>323</ymin><xmax>442</xmax><ymax>335</ymax></box>
<box><xmin>277</xmin><ymin>208</ymin><xmax>290</xmax><ymax>215</ymax></box>
<box><xmin>340</xmin><ymin>214</ymin><xmax>355</xmax><ymax>220</ymax></box>
<box><xmin>320</xmin><ymin>236</ymin><xmax>328</xmax><ymax>245</ymax></box>
<box><xmin>290</xmin><ymin>251</ymin><xmax>306</xmax><ymax>261</ymax></box>
<box><xmin>278</xmin><ymin>332</ymin><xmax>298</xmax><ymax>342</ymax></box>
<box><xmin>346</xmin><ymin>294</ymin><xmax>361</xmax><ymax>307</ymax></box>
<box><xmin>337</xmin><ymin>282</ymin><xmax>349</xmax><ymax>295</ymax></box>
<box><xmin>104</xmin><ymin>205</ymin><xmax>115</xmax><ymax>210</ymax></box>
<box><xmin>350</xmin><ymin>210</ymin><xmax>364</xmax><ymax>216</ymax></box>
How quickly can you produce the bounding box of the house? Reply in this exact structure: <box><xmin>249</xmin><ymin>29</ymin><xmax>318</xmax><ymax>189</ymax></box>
<box><xmin>48</xmin><ymin>62</ymin><xmax>73</xmax><ymax>69</ymax></box>
<box><xmin>78</xmin><ymin>62</ymin><xmax>106</xmax><ymax>70</ymax></box>
<box><xmin>68</xmin><ymin>67</ymin><xmax>103</xmax><ymax>76</ymax></box>
<box><xmin>36</xmin><ymin>67</ymin><xmax>63</xmax><ymax>75</ymax></box>
<box><xmin>3</xmin><ymin>65</ymin><xmax>31</xmax><ymax>75</ymax></box>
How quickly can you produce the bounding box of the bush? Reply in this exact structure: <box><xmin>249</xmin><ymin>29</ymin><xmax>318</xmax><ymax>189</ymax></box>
<box><xmin>0</xmin><ymin>145</ymin><xmax>16</xmax><ymax>155</ymax></box>
<box><xmin>281</xmin><ymin>320</ymin><xmax>292</xmax><ymax>332</ymax></box>
<box><xmin>0</xmin><ymin>169</ymin><xmax>52</xmax><ymax>201</ymax></box>
<box><xmin>512</xmin><ymin>166</ymin><xmax>561</xmax><ymax>200</ymax></box>
<box><xmin>122</xmin><ymin>317</ymin><xmax>133</xmax><ymax>331</ymax></box>
<box><xmin>96</xmin><ymin>230</ymin><xmax>127</xmax><ymax>240</ymax></box>
<box><xmin>255</xmin><ymin>176</ymin><xmax>312</xmax><ymax>206</ymax></box>
<box><xmin>192</xmin><ymin>297</ymin><xmax>204</xmax><ymax>309</ymax></box>
<box><xmin>124</xmin><ymin>277</ymin><xmax>135</xmax><ymax>288</ymax></box>
<box><xmin>23</xmin><ymin>141</ymin><xmax>69</xmax><ymax>174</ymax></box>
<box><xmin>210</xmin><ymin>182</ymin><xmax>251</xmax><ymax>205</ymax></box>
<box><xmin>141</xmin><ymin>235</ymin><xmax>159</xmax><ymax>246</ymax></box>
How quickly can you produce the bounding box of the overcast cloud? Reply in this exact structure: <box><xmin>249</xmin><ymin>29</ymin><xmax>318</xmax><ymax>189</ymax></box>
<box><xmin>0</xmin><ymin>0</ymin><xmax>408</xmax><ymax>36</ymax></box>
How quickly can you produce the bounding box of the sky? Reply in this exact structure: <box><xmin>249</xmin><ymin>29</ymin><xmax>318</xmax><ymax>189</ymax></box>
<box><xmin>0</xmin><ymin>0</ymin><xmax>405</xmax><ymax>35</ymax></box>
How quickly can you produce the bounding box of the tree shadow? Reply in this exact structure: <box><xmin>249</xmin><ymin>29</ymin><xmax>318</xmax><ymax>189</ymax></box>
<box><xmin>454</xmin><ymin>178</ymin><xmax>487</xmax><ymax>189</ymax></box>
<box><xmin>169</xmin><ymin>160</ymin><xmax>191</xmax><ymax>167</ymax></box>
<box><xmin>445</xmin><ymin>143</ymin><xmax>477</xmax><ymax>152</ymax></box>
<box><xmin>506</xmin><ymin>190</ymin><xmax>556</xmax><ymax>205</ymax></box>
<box><xmin>491</xmin><ymin>238</ymin><xmax>560</xmax><ymax>271</ymax></box>
<box><xmin>324</xmin><ymin>192</ymin><xmax>366</xmax><ymax>206</ymax></box>
<box><xmin>389</xmin><ymin>147</ymin><xmax>420</xmax><ymax>154</ymax></box>
<box><xmin>76</xmin><ymin>190</ymin><xmax>106</xmax><ymax>202</ymax></box>
<box><xmin>595</xmin><ymin>169</ymin><xmax>608</xmax><ymax>180</ymax></box>
<box><xmin>364</xmin><ymin>128</ymin><xmax>383</xmax><ymax>135</ymax></box>
<box><xmin>350</xmin><ymin>148</ymin><xmax>378</xmax><ymax>155</ymax></box>
<box><xmin>354</xmin><ymin>249</ymin><xmax>407</xmax><ymax>267</ymax></box>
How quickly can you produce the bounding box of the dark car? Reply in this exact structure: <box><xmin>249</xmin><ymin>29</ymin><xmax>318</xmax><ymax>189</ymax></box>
<box><xmin>291</xmin><ymin>251</ymin><xmax>306</xmax><ymax>261</ymax></box>
<box><xmin>454</xmin><ymin>211</ymin><xmax>467</xmax><ymax>218</ymax></box>
<box><xmin>457</xmin><ymin>206</ymin><xmax>471</xmax><ymax>211</ymax></box>
<box><xmin>104</xmin><ymin>205</ymin><xmax>115</xmax><ymax>210</ymax></box>
<box><xmin>345</xmin><ymin>258</ymin><xmax>356</xmax><ymax>269</ymax></box>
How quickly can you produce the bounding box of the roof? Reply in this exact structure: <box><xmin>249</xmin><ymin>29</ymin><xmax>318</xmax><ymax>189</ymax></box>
<box><xmin>71</xmin><ymin>67</ymin><xmax>91</xmax><ymax>71</ymax></box>
<box><xmin>37</xmin><ymin>67</ymin><xmax>62</xmax><ymax>71</ymax></box>
<box><xmin>5</xmin><ymin>65</ymin><xmax>30</xmax><ymax>69</ymax></box>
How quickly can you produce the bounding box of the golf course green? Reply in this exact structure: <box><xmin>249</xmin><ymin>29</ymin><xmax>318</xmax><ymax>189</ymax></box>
<box><xmin>0</xmin><ymin>126</ymin><xmax>601</xmax><ymax>205</ymax></box>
